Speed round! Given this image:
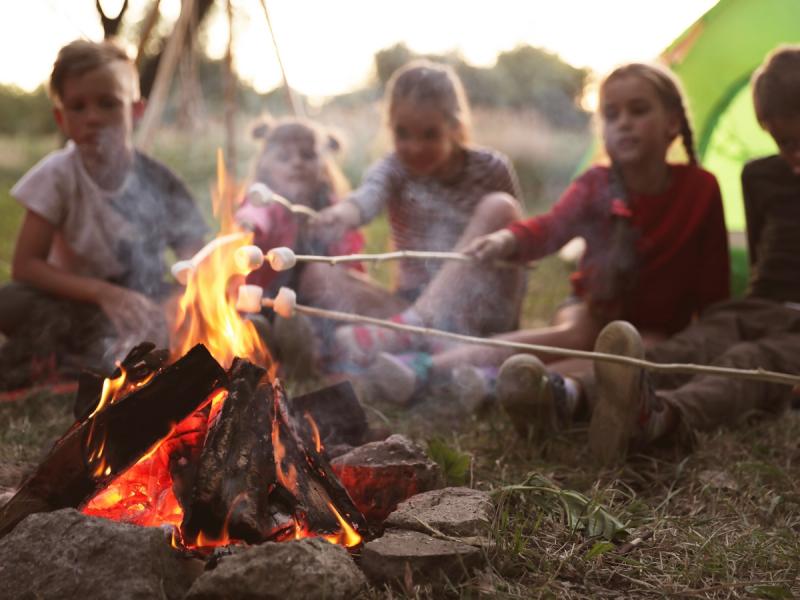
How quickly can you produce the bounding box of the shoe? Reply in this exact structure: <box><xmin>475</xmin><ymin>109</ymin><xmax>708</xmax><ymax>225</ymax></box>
<box><xmin>449</xmin><ymin>364</ymin><xmax>493</xmax><ymax>412</ymax></box>
<box><xmin>496</xmin><ymin>354</ymin><xmax>568</xmax><ymax>439</ymax></box>
<box><xmin>589</xmin><ymin>320</ymin><xmax>649</xmax><ymax>465</ymax></box>
<box><xmin>358</xmin><ymin>352</ymin><xmax>433</xmax><ymax>406</ymax></box>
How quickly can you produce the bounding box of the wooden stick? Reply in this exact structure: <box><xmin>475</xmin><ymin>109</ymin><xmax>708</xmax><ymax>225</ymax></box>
<box><xmin>265</xmin><ymin>300</ymin><xmax>800</xmax><ymax>387</ymax></box>
<box><xmin>258</xmin><ymin>0</ymin><xmax>304</xmax><ymax>118</ymax></box>
<box><xmin>292</xmin><ymin>250</ymin><xmax>534</xmax><ymax>271</ymax></box>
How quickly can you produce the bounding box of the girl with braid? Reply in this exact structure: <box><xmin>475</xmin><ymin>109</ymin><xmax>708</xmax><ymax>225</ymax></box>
<box><xmin>362</xmin><ymin>62</ymin><xmax>730</xmax><ymax>411</ymax></box>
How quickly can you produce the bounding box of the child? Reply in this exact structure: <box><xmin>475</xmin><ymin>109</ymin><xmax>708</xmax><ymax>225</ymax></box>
<box><xmin>311</xmin><ymin>59</ymin><xmax>526</xmax><ymax>378</ymax></box>
<box><xmin>0</xmin><ymin>40</ymin><xmax>207</xmax><ymax>389</ymax></box>
<box><xmin>235</xmin><ymin>116</ymin><xmax>365</xmax><ymax>296</ymax></box>
<box><xmin>361</xmin><ymin>61</ymin><xmax>731</xmax><ymax>407</ymax></box>
<box><xmin>234</xmin><ymin>117</ymin><xmax>367</xmax><ymax>373</ymax></box>
<box><xmin>505</xmin><ymin>46</ymin><xmax>800</xmax><ymax>464</ymax></box>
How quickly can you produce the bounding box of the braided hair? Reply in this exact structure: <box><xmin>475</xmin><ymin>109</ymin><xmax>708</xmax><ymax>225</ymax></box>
<box><xmin>587</xmin><ymin>63</ymin><xmax>697</xmax><ymax>319</ymax></box>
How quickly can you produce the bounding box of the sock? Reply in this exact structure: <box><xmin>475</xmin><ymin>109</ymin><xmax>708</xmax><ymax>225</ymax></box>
<box><xmin>393</xmin><ymin>352</ymin><xmax>434</xmax><ymax>387</ymax></box>
<box><xmin>563</xmin><ymin>377</ymin><xmax>581</xmax><ymax>417</ymax></box>
<box><xmin>347</xmin><ymin>310</ymin><xmax>421</xmax><ymax>357</ymax></box>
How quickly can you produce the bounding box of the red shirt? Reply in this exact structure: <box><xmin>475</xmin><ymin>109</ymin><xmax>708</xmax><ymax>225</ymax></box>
<box><xmin>507</xmin><ymin>164</ymin><xmax>730</xmax><ymax>334</ymax></box>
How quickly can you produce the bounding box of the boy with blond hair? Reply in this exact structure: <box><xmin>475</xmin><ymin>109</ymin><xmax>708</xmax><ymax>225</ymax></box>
<box><xmin>0</xmin><ymin>40</ymin><xmax>207</xmax><ymax>387</ymax></box>
<box><xmin>498</xmin><ymin>46</ymin><xmax>800</xmax><ymax>464</ymax></box>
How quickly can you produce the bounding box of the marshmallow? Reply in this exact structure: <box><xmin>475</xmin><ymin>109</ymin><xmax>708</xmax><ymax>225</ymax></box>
<box><xmin>247</xmin><ymin>182</ymin><xmax>274</xmax><ymax>206</ymax></box>
<box><xmin>171</xmin><ymin>260</ymin><xmax>194</xmax><ymax>285</ymax></box>
<box><xmin>266</xmin><ymin>247</ymin><xmax>297</xmax><ymax>271</ymax></box>
<box><xmin>273</xmin><ymin>287</ymin><xmax>297</xmax><ymax>318</ymax></box>
<box><xmin>234</xmin><ymin>245</ymin><xmax>265</xmax><ymax>273</ymax></box>
<box><xmin>236</xmin><ymin>285</ymin><xmax>264</xmax><ymax>313</ymax></box>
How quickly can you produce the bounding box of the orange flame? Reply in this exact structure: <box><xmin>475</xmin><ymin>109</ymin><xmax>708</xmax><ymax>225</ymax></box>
<box><xmin>169</xmin><ymin>150</ymin><xmax>272</xmax><ymax>371</ymax></box>
<box><xmin>304</xmin><ymin>412</ymin><xmax>323</xmax><ymax>453</ymax></box>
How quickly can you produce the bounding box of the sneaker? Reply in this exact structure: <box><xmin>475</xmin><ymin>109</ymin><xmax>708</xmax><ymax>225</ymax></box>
<box><xmin>359</xmin><ymin>352</ymin><xmax>432</xmax><ymax>406</ymax></box>
<box><xmin>496</xmin><ymin>354</ymin><xmax>568</xmax><ymax>439</ymax></box>
<box><xmin>449</xmin><ymin>364</ymin><xmax>494</xmax><ymax>412</ymax></box>
<box><xmin>589</xmin><ymin>320</ymin><xmax>651</xmax><ymax>465</ymax></box>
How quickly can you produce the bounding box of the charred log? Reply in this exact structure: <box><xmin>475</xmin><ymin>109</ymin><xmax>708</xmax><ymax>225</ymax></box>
<box><xmin>0</xmin><ymin>344</ymin><xmax>226</xmax><ymax>538</ymax></box>
<box><xmin>290</xmin><ymin>381</ymin><xmax>368</xmax><ymax>449</ymax></box>
<box><xmin>181</xmin><ymin>367</ymin><xmax>366</xmax><ymax>545</ymax></box>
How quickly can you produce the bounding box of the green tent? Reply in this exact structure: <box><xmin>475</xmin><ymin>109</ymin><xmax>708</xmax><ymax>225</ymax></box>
<box><xmin>662</xmin><ymin>0</ymin><xmax>800</xmax><ymax>231</ymax></box>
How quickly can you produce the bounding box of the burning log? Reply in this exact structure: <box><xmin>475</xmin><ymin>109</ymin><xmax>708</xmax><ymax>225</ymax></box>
<box><xmin>180</xmin><ymin>360</ymin><xmax>366</xmax><ymax>546</ymax></box>
<box><xmin>0</xmin><ymin>344</ymin><xmax>227</xmax><ymax>538</ymax></box>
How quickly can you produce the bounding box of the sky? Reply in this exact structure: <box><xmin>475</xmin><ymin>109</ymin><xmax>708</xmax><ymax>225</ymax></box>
<box><xmin>0</xmin><ymin>0</ymin><xmax>719</xmax><ymax>101</ymax></box>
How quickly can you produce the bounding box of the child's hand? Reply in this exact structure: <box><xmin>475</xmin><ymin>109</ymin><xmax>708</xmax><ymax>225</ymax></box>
<box><xmin>463</xmin><ymin>229</ymin><xmax>518</xmax><ymax>262</ymax></box>
<box><xmin>309</xmin><ymin>202</ymin><xmax>361</xmax><ymax>247</ymax></box>
<box><xmin>97</xmin><ymin>284</ymin><xmax>165</xmax><ymax>341</ymax></box>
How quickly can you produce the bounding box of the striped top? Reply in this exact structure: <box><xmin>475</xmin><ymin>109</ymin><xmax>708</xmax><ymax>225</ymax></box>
<box><xmin>348</xmin><ymin>147</ymin><xmax>521</xmax><ymax>296</ymax></box>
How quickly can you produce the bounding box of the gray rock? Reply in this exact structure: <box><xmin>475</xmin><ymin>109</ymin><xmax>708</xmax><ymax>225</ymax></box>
<box><xmin>361</xmin><ymin>528</ymin><xmax>484</xmax><ymax>587</ymax></box>
<box><xmin>331</xmin><ymin>434</ymin><xmax>443</xmax><ymax>522</ymax></box>
<box><xmin>186</xmin><ymin>537</ymin><xmax>365</xmax><ymax>600</ymax></box>
<box><xmin>385</xmin><ymin>486</ymin><xmax>493</xmax><ymax>537</ymax></box>
<box><xmin>0</xmin><ymin>508</ymin><xmax>202</xmax><ymax>600</ymax></box>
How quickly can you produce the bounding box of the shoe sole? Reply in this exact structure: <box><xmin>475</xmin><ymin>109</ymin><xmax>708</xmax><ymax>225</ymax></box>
<box><xmin>497</xmin><ymin>354</ymin><xmax>555</xmax><ymax>440</ymax></box>
<box><xmin>589</xmin><ymin>321</ymin><xmax>644</xmax><ymax>466</ymax></box>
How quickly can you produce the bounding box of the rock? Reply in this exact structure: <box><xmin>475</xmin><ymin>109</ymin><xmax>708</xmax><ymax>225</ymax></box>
<box><xmin>0</xmin><ymin>509</ymin><xmax>202</xmax><ymax>600</ymax></box>
<box><xmin>385</xmin><ymin>487</ymin><xmax>493</xmax><ymax>538</ymax></box>
<box><xmin>332</xmin><ymin>434</ymin><xmax>442</xmax><ymax>519</ymax></box>
<box><xmin>361</xmin><ymin>528</ymin><xmax>484</xmax><ymax>586</ymax></box>
<box><xmin>186</xmin><ymin>537</ymin><xmax>365</xmax><ymax>600</ymax></box>
<box><xmin>331</xmin><ymin>434</ymin><xmax>443</xmax><ymax>522</ymax></box>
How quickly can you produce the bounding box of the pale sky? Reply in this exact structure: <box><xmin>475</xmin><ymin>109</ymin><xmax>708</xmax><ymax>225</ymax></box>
<box><xmin>0</xmin><ymin>0</ymin><xmax>718</xmax><ymax>100</ymax></box>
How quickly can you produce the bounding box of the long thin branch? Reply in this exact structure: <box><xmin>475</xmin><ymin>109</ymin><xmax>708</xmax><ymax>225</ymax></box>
<box><xmin>277</xmin><ymin>302</ymin><xmax>800</xmax><ymax>387</ymax></box>
<box><xmin>292</xmin><ymin>250</ymin><xmax>534</xmax><ymax>271</ymax></box>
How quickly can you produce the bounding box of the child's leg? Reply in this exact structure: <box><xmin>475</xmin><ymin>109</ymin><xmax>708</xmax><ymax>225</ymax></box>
<box><xmin>0</xmin><ymin>282</ymin><xmax>42</xmax><ymax>336</ymax></box>
<box><xmin>430</xmin><ymin>300</ymin><xmax>605</xmax><ymax>374</ymax></box>
<box><xmin>332</xmin><ymin>192</ymin><xmax>524</xmax><ymax>364</ymax></box>
<box><xmin>297</xmin><ymin>263</ymin><xmax>408</xmax><ymax>318</ymax></box>
<box><xmin>414</xmin><ymin>191</ymin><xmax>525</xmax><ymax>335</ymax></box>
<box><xmin>660</xmin><ymin>332</ymin><xmax>800</xmax><ymax>434</ymax></box>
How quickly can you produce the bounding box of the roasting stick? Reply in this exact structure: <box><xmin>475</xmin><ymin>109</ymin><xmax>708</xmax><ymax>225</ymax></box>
<box><xmin>237</xmin><ymin>285</ymin><xmax>800</xmax><ymax>387</ymax></box>
<box><xmin>246</xmin><ymin>182</ymin><xmax>319</xmax><ymax>218</ymax></box>
<box><xmin>234</xmin><ymin>245</ymin><xmax>534</xmax><ymax>274</ymax></box>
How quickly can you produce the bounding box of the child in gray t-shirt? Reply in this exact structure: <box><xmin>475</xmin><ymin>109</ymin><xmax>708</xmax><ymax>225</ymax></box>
<box><xmin>0</xmin><ymin>40</ymin><xmax>207</xmax><ymax>389</ymax></box>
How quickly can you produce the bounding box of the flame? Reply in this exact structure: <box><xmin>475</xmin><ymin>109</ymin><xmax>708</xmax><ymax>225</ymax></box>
<box><xmin>325</xmin><ymin>502</ymin><xmax>362</xmax><ymax>548</ymax></box>
<box><xmin>169</xmin><ymin>150</ymin><xmax>272</xmax><ymax>371</ymax></box>
<box><xmin>304</xmin><ymin>412</ymin><xmax>323</xmax><ymax>453</ymax></box>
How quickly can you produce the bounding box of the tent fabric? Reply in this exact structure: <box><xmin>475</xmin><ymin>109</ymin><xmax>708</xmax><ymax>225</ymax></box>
<box><xmin>662</xmin><ymin>0</ymin><xmax>800</xmax><ymax>231</ymax></box>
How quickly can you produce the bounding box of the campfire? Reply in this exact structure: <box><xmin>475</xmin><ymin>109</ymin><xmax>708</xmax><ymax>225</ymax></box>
<box><xmin>0</xmin><ymin>154</ymin><xmax>365</xmax><ymax>552</ymax></box>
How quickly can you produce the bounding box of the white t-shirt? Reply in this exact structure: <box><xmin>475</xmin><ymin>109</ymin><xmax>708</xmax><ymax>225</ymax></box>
<box><xmin>11</xmin><ymin>141</ymin><xmax>207</xmax><ymax>298</ymax></box>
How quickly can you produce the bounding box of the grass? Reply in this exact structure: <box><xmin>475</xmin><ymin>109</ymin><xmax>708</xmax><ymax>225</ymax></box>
<box><xmin>0</xmin><ymin>127</ymin><xmax>796</xmax><ymax>597</ymax></box>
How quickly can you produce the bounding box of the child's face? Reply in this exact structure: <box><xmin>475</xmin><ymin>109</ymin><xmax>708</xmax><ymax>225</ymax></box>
<box><xmin>600</xmin><ymin>75</ymin><xmax>680</xmax><ymax>168</ymax></box>
<box><xmin>764</xmin><ymin>115</ymin><xmax>800</xmax><ymax>175</ymax></box>
<box><xmin>255</xmin><ymin>135</ymin><xmax>324</xmax><ymax>205</ymax></box>
<box><xmin>53</xmin><ymin>61</ymin><xmax>143</xmax><ymax>163</ymax></box>
<box><xmin>390</xmin><ymin>101</ymin><xmax>460</xmax><ymax>178</ymax></box>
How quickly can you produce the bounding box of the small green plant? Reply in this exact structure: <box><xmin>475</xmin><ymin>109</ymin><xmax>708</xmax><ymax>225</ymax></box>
<box><xmin>426</xmin><ymin>436</ymin><xmax>471</xmax><ymax>486</ymax></box>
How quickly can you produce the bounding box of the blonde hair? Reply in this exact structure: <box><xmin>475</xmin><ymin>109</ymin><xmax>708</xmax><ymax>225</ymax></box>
<box><xmin>599</xmin><ymin>62</ymin><xmax>697</xmax><ymax>164</ymax></box>
<box><xmin>251</xmin><ymin>116</ymin><xmax>350</xmax><ymax>204</ymax></box>
<box><xmin>49</xmin><ymin>39</ymin><xmax>139</xmax><ymax>105</ymax></box>
<box><xmin>385</xmin><ymin>59</ymin><xmax>472</xmax><ymax>145</ymax></box>
<box><xmin>752</xmin><ymin>45</ymin><xmax>800</xmax><ymax>126</ymax></box>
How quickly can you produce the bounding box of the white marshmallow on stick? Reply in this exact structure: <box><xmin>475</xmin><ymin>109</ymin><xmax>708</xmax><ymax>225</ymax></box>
<box><xmin>232</xmin><ymin>245</ymin><xmax>533</xmax><ymax>276</ymax></box>
<box><xmin>246</xmin><ymin>183</ymin><xmax>318</xmax><ymax>218</ymax></box>
<box><xmin>171</xmin><ymin>232</ymin><xmax>249</xmax><ymax>285</ymax></box>
<box><xmin>235</xmin><ymin>284</ymin><xmax>800</xmax><ymax>388</ymax></box>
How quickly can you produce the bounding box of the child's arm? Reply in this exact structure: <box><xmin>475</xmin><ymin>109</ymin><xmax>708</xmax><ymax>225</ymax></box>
<box><xmin>12</xmin><ymin>209</ymin><xmax>162</xmax><ymax>337</ymax></box>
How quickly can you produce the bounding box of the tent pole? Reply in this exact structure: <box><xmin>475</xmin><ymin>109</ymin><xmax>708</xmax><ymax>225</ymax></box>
<box><xmin>258</xmin><ymin>0</ymin><xmax>304</xmax><ymax>118</ymax></box>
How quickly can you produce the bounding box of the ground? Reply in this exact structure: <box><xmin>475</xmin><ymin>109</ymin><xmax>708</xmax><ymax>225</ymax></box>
<box><xmin>0</xmin><ymin>127</ymin><xmax>797</xmax><ymax>598</ymax></box>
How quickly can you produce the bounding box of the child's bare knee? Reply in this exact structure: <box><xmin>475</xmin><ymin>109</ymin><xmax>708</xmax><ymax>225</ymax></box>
<box><xmin>475</xmin><ymin>192</ymin><xmax>522</xmax><ymax>227</ymax></box>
